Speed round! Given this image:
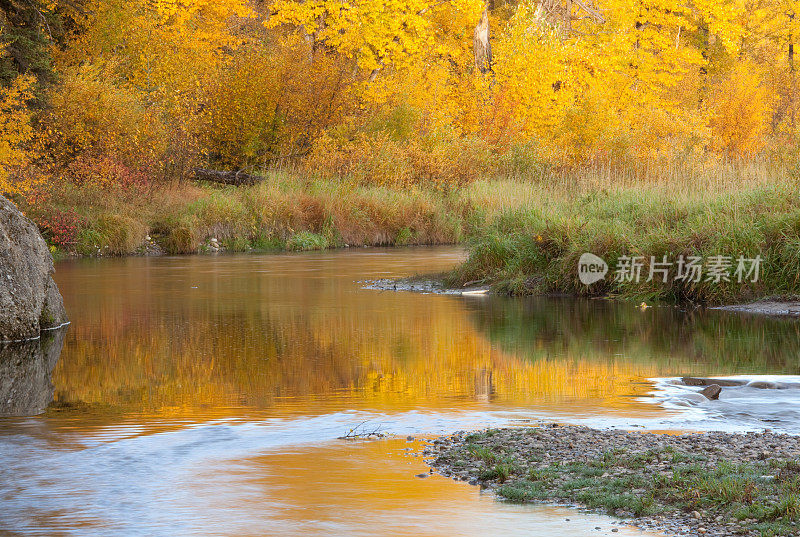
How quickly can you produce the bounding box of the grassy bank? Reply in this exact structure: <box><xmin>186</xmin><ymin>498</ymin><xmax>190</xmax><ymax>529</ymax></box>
<box><xmin>17</xmin><ymin>161</ymin><xmax>800</xmax><ymax>307</ymax></box>
<box><xmin>427</xmin><ymin>426</ymin><xmax>800</xmax><ymax>537</ymax></box>
<box><xmin>447</xmin><ymin>162</ymin><xmax>800</xmax><ymax>305</ymax></box>
<box><xmin>19</xmin><ymin>172</ymin><xmax>484</xmax><ymax>257</ymax></box>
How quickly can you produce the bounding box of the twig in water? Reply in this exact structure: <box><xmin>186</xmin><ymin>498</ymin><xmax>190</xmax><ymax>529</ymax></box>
<box><xmin>338</xmin><ymin>421</ymin><xmax>386</xmax><ymax>440</ymax></box>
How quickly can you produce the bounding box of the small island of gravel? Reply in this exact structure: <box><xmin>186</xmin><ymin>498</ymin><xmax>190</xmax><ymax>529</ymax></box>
<box><xmin>424</xmin><ymin>425</ymin><xmax>800</xmax><ymax>537</ymax></box>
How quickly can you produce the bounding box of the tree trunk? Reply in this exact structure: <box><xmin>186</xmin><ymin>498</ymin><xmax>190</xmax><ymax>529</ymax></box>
<box><xmin>474</xmin><ymin>3</ymin><xmax>492</xmax><ymax>74</ymax></box>
<box><xmin>191</xmin><ymin>169</ymin><xmax>260</xmax><ymax>186</ymax></box>
<box><xmin>790</xmin><ymin>25</ymin><xmax>796</xmax><ymax>131</ymax></box>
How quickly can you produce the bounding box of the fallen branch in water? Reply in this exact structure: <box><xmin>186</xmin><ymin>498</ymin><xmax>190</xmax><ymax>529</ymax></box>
<box><xmin>338</xmin><ymin>421</ymin><xmax>386</xmax><ymax>440</ymax></box>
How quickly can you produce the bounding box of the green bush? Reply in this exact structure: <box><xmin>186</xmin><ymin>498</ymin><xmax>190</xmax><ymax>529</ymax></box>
<box><xmin>286</xmin><ymin>231</ymin><xmax>329</xmax><ymax>251</ymax></box>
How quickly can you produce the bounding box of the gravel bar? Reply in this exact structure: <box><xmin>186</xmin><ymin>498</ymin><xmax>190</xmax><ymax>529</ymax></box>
<box><xmin>424</xmin><ymin>425</ymin><xmax>800</xmax><ymax>537</ymax></box>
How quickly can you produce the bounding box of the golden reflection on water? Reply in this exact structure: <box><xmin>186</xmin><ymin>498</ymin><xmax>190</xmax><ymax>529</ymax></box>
<box><xmin>219</xmin><ymin>438</ymin><xmax>656</xmax><ymax>537</ymax></box>
<box><xmin>49</xmin><ymin>257</ymin><xmax>645</xmax><ymax>423</ymax></box>
<box><xmin>8</xmin><ymin>247</ymin><xmax>797</xmax><ymax>536</ymax></box>
<box><xmin>47</xmin><ymin>247</ymin><xmax>800</xmax><ymax>425</ymax></box>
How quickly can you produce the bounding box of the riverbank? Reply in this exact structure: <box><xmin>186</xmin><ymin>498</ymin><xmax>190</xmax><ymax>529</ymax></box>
<box><xmin>17</xmin><ymin>162</ymin><xmax>800</xmax><ymax>307</ymax></box>
<box><xmin>18</xmin><ymin>172</ymin><xmax>485</xmax><ymax>258</ymax></box>
<box><xmin>425</xmin><ymin>425</ymin><xmax>800</xmax><ymax>537</ymax></box>
<box><xmin>444</xmin><ymin>166</ymin><xmax>800</xmax><ymax>306</ymax></box>
<box><xmin>18</xmin><ymin>173</ymin><xmax>556</xmax><ymax>258</ymax></box>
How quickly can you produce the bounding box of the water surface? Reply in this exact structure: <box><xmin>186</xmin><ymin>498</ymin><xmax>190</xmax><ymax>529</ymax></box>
<box><xmin>2</xmin><ymin>246</ymin><xmax>799</xmax><ymax>536</ymax></box>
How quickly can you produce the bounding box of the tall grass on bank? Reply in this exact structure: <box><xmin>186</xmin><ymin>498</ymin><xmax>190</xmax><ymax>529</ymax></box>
<box><xmin>22</xmin><ymin>172</ymin><xmax>477</xmax><ymax>256</ymax></box>
<box><xmin>448</xmin><ymin>162</ymin><xmax>800</xmax><ymax>305</ymax></box>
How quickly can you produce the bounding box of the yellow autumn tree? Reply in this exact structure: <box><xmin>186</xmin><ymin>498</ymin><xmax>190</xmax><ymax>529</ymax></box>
<box><xmin>267</xmin><ymin>0</ymin><xmax>485</xmax><ymax>76</ymax></box>
<box><xmin>22</xmin><ymin>0</ymin><xmax>800</xmax><ymax>190</ymax></box>
<box><xmin>63</xmin><ymin>0</ymin><xmax>253</xmax><ymax>115</ymax></box>
<box><xmin>0</xmin><ymin>73</ymin><xmax>35</xmax><ymax>195</ymax></box>
<box><xmin>488</xmin><ymin>0</ymin><xmax>756</xmax><ymax>162</ymax></box>
<box><xmin>46</xmin><ymin>0</ymin><xmax>257</xmax><ymax>179</ymax></box>
<box><xmin>709</xmin><ymin>62</ymin><xmax>774</xmax><ymax>155</ymax></box>
<box><xmin>42</xmin><ymin>65</ymin><xmax>167</xmax><ymax>177</ymax></box>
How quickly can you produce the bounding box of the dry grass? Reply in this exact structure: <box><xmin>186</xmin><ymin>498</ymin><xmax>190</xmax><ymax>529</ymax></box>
<box><xmin>464</xmin><ymin>157</ymin><xmax>790</xmax><ymax>213</ymax></box>
<box><xmin>22</xmin><ymin>171</ymin><xmax>469</xmax><ymax>255</ymax></box>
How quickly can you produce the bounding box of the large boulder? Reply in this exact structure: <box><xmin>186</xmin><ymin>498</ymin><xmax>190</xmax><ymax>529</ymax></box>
<box><xmin>0</xmin><ymin>194</ymin><xmax>68</xmax><ymax>341</ymax></box>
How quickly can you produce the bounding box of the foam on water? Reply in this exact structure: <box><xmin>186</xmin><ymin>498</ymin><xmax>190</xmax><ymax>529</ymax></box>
<box><xmin>644</xmin><ymin>375</ymin><xmax>800</xmax><ymax>434</ymax></box>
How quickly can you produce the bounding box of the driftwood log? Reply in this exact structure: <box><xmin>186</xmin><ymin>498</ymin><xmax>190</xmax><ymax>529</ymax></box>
<box><xmin>191</xmin><ymin>169</ymin><xmax>261</xmax><ymax>186</ymax></box>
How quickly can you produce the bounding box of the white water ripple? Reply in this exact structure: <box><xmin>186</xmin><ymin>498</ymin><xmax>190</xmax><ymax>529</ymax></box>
<box><xmin>644</xmin><ymin>375</ymin><xmax>800</xmax><ymax>434</ymax></box>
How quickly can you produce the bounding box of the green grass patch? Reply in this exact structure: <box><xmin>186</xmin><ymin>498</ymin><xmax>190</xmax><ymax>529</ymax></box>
<box><xmin>445</xmin><ymin>441</ymin><xmax>800</xmax><ymax>536</ymax></box>
<box><xmin>448</xmin><ymin>179</ymin><xmax>800</xmax><ymax>305</ymax></box>
<box><xmin>286</xmin><ymin>231</ymin><xmax>329</xmax><ymax>251</ymax></box>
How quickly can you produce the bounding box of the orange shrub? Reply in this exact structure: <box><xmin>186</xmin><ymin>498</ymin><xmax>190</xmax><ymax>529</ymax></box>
<box><xmin>304</xmin><ymin>130</ymin><xmax>494</xmax><ymax>188</ymax></box>
<box><xmin>709</xmin><ymin>63</ymin><xmax>774</xmax><ymax>156</ymax></box>
<box><xmin>197</xmin><ymin>37</ymin><xmax>359</xmax><ymax>169</ymax></box>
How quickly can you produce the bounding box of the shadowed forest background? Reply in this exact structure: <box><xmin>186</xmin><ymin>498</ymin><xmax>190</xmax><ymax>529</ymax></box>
<box><xmin>2</xmin><ymin>0</ymin><xmax>800</xmax><ymax>300</ymax></box>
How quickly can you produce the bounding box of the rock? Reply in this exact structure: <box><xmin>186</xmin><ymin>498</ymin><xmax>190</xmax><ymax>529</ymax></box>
<box><xmin>700</xmin><ymin>384</ymin><xmax>722</xmax><ymax>400</ymax></box>
<box><xmin>682</xmin><ymin>377</ymin><xmax>746</xmax><ymax>387</ymax></box>
<box><xmin>0</xmin><ymin>195</ymin><xmax>68</xmax><ymax>341</ymax></box>
<box><xmin>692</xmin><ymin>511</ymin><xmax>702</xmax><ymax>519</ymax></box>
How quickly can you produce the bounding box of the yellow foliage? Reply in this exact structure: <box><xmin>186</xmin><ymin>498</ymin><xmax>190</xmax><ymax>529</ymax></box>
<box><xmin>66</xmin><ymin>0</ymin><xmax>253</xmax><ymax>117</ymax></box>
<box><xmin>709</xmin><ymin>63</ymin><xmax>774</xmax><ymax>155</ymax></box>
<box><xmin>493</xmin><ymin>12</ymin><xmax>570</xmax><ymax>136</ymax></box>
<box><xmin>267</xmin><ymin>0</ymin><xmax>484</xmax><ymax>72</ymax></box>
<box><xmin>19</xmin><ymin>0</ymin><xmax>800</xmax><ymax>192</ymax></box>
<box><xmin>0</xmin><ymin>75</ymin><xmax>35</xmax><ymax>195</ymax></box>
<box><xmin>197</xmin><ymin>36</ymin><xmax>358</xmax><ymax>168</ymax></box>
<box><xmin>42</xmin><ymin>65</ymin><xmax>167</xmax><ymax>179</ymax></box>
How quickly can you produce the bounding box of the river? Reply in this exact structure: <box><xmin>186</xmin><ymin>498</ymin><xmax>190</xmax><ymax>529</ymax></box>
<box><xmin>2</xmin><ymin>246</ymin><xmax>800</xmax><ymax>536</ymax></box>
